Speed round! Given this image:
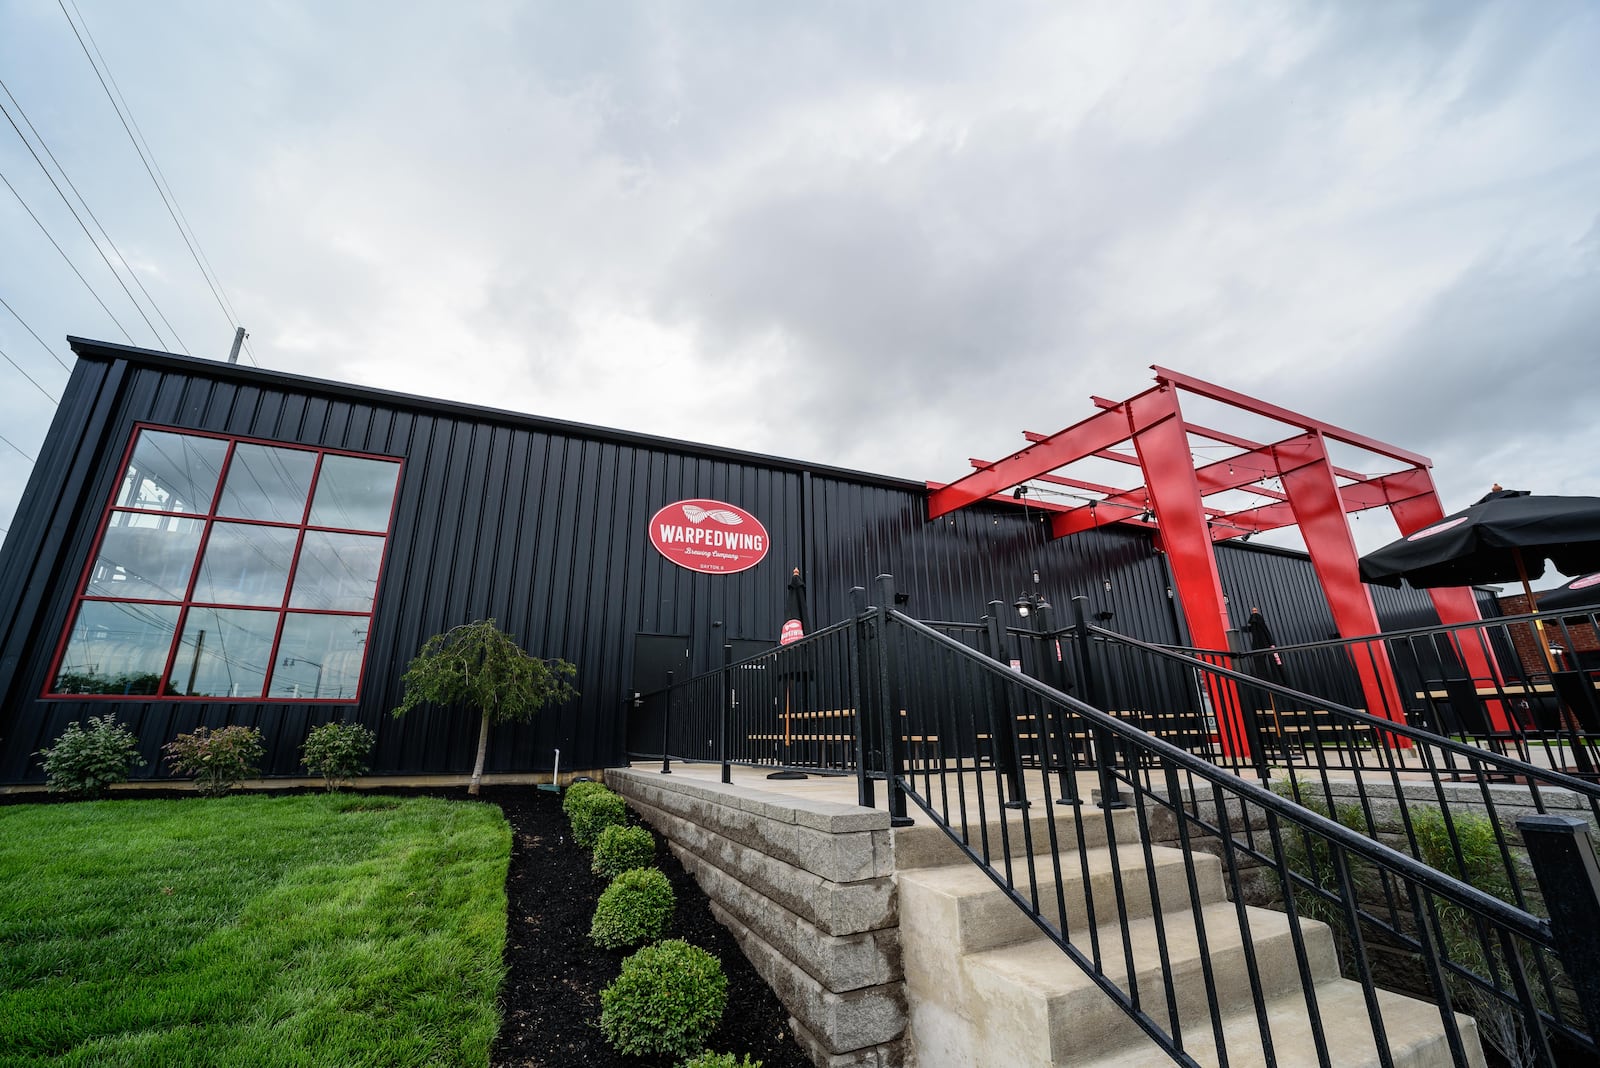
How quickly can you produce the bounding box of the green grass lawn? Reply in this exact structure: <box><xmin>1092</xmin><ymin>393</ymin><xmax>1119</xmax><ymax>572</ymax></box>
<box><xmin>0</xmin><ymin>793</ymin><xmax>510</xmax><ymax>1068</ymax></box>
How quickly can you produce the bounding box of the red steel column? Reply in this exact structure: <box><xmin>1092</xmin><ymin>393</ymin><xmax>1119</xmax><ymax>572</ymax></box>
<box><xmin>1389</xmin><ymin>488</ymin><xmax>1512</xmax><ymax>729</ymax></box>
<box><xmin>1127</xmin><ymin>387</ymin><xmax>1251</xmax><ymax>755</ymax></box>
<box><xmin>1275</xmin><ymin>434</ymin><xmax>1409</xmax><ymax>731</ymax></box>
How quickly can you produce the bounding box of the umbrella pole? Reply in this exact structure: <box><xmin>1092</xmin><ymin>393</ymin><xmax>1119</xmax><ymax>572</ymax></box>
<box><xmin>1516</xmin><ymin>551</ymin><xmax>1595</xmax><ymax>776</ymax></box>
<box><xmin>767</xmin><ymin>677</ymin><xmax>808</xmax><ymax>780</ymax></box>
<box><xmin>1515</xmin><ymin>551</ymin><xmax>1561</xmax><ymax>676</ymax></box>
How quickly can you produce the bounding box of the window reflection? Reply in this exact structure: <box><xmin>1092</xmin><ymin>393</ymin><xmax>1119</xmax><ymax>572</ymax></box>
<box><xmin>87</xmin><ymin>512</ymin><xmax>204</xmax><ymax>601</ymax></box>
<box><xmin>53</xmin><ymin>429</ymin><xmax>399</xmax><ymax>701</ymax></box>
<box><xmin>270</xmin><ymin>614</ymin><xmax>369</xmax><ymax>700</ymax></box>
<box><xmin>115</xmin><ymin>431</ymin><xmax>227</xmax><ymax>513</ymax></box>
<box><xmin>289</xmin><ymin>531</ymin><xmax>384</xmax><ymax>612</ymax></box>
<box><xmin>170</xmin><ymin>608</ymin><xmax>277</xmax><ymax>698</ymax></box>
<box><xmin>192</xmin><ymin>522</ymin><xmax>298</xmax><ymax>606</ymax></box>
<box><xmin>217</xmin><ymin>444</ymin><xmax>316</xmax><ymax>523</ymax></box>
<box><xmin>309</xmin><ymin>455</ymin><xmax>400</xmax><ymax>532</ymax></box>
<box><xmin>53</xmin><ymin>601</ymin><xmax>180</xmax><ymax>695</ymax></box>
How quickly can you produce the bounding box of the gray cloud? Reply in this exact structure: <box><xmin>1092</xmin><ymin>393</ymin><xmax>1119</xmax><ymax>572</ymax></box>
<box><xmin>2</xmin><ymin>1</ymin><xmax>1598</xmax><ymax>580</ymax></box>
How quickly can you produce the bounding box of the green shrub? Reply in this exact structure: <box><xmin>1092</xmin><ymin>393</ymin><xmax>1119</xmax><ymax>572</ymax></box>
<box><xmin>591</xmin><ymin>867</ymin><xmax>675</xmax><ymax>950</ymax></box>
<box><xmin>593</xmin><ymin>824</ymin><xmax>656</xmax><ymax>879</ymax></box>
<box><xmin>570</xmin><ymin>789</ymin><xmax>627</xmax><ymax>850</ymax></box>
<box><xmin>300</xmin><ymin>720</ymin><xmax>377</xmax><ymax>790</ymax></box>
<box><xmin>562</xmin><ymin>778</ymin><xmax>610</xmax><ymax>818</ymax></box>
<box><xmin>36</xmin><ymin>715</ymin><xmax>145</xmax><ymax>797</ymax></box>
<box><xmin>681</xmin><ymin>1052</ymin><xmax>763</xmax><ymax>1068</ymax></box>
<box><xmin>599</xmin><ymin>939</ymin><xmax>727</xmax><ymax>1059</ymax></box>
<box><xmin>1413</xmin><ymin>807</ymin><xmax>1540</xmax><ymax>1068</ymax></box>
<box><xmin>163</xmin><ymin>725</ymin><xmax>265</xmax><ymax>796</ymax></box>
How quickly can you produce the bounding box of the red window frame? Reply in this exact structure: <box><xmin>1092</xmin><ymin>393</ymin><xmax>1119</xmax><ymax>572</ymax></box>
<box><xmin>44</xmin><ymin>424</ymin><xmax>404</xmax><ymax>703</ymax></box>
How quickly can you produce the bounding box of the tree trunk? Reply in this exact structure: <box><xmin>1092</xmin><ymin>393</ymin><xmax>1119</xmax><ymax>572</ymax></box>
<box><xmin>469</xmin><ymin>710</ymin><xmax>491</xmax><ymax>796</ymax></box>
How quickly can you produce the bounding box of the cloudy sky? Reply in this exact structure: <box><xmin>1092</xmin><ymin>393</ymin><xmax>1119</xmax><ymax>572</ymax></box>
<box><xmin>2</xmin><ymin>1</ymin><xmax>1598</xmax><ymax>586</ymax></box>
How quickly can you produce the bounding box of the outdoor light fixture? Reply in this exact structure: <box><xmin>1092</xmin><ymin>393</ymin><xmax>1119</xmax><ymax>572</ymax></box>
<box><xmin>1016</xmin><ymin>568</ymin><xmax>1051</xmax><ymax>619</ymax></box>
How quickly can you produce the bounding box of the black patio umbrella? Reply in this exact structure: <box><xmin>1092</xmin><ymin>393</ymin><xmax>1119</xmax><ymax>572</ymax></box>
<box><xmin>769</xmin><ymin>568</ymin><xmax>811</xmax><ymax>780</ymax></box>
<box><xmin>1359</xmin><ymin>489</ymin><xmax>1600</xmax><ymax>595</ymax></box>
<box><xmin>781</xmin><ymin>567</ymin><xmax>810</xmax><ymax>645</ymax></box>
<box><xmin>1539</xmin><ymin>572</ymin><xmax>1600</xmax><ymax>612</ymax></box>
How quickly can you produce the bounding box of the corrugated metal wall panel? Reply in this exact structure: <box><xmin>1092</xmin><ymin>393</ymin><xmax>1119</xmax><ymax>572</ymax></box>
<box><xmin>1</xmin><ymin>344</ymin><xmax>1477</xmax><ymax>783</ymax></box>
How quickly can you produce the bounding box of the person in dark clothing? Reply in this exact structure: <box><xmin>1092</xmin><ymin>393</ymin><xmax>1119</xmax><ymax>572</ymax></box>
<box><xmin>1241</xmin><ymin>607</ymin><xmax>1288</xmax><ymax>753</ymax></box>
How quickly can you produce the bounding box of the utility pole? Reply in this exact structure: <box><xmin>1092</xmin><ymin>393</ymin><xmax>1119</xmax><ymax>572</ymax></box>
<box><xmin>227</xmin><ymin>326</ymin><xmax>246</xmax><ymax>364</ymax></box>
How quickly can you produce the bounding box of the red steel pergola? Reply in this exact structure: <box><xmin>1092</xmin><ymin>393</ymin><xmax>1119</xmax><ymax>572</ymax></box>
<box><xmin>927</xmin><ymin>366</ymin><xmax>1502</xmax><ymax>755</ymax></box>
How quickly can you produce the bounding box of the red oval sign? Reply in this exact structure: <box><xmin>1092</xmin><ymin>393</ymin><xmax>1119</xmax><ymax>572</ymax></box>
<box><xmin>649</xmin><ymin>499</ymin><xmax>770</xmax><ymax>575</ymax></box>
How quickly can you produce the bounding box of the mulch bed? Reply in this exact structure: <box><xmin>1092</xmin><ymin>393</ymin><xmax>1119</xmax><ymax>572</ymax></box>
<box><xmin>484</xmin><ymin>783</ymin><xmax>811</xmax><ymax>1068</ymax></box>
<box><xmin>2</xmin><ymin>782</ymin><xmax>812</xmax><ymax>1068</ymax></box>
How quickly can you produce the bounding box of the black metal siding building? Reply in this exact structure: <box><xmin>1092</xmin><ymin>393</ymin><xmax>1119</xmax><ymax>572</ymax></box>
<box><xmin>0</xmin><ymin>339</ymin><xmax>1447</xmax><ymax>784</ymax></box>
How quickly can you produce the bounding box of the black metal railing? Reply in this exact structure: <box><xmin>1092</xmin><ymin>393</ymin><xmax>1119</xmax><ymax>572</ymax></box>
<box><xmin>626</xmin><ymin>579</ymin><xmax>1600</xmax><ymax>1066</ymax></box>
<box><xmin>1161</xmin><ymin>609</ymin><xmax>1600</xmax><ymax>781</ymax></box>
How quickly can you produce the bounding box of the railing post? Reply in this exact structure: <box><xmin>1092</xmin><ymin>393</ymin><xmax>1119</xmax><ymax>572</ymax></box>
<box><xmin>660</xmin><ymin>670</ymin><xmax>674</xmax><ymax>775</ymax></box>
<box><xmin>982</xmin><ymin>602</ymin><xmax>1027</xmax><ymax>809</ymax></box>
<box><xmin>1516</xmin><ymin>814</ymin><xmax>1600</xmax><ymax>1037</ymax></box>
<box><xmin>876</xmin><ymin>574</ymin><xmax>913</xmax><ymax>827</ymax></box>
<box><xmin>721</xmin><ymin>644</ymin><xmax>733</xmax><ymax>784</ymax></box>
<box><xmin>1034</xmin><ymin>602</ymin><xmax>1080</xmax><ymax>806</ymax></box>
<box><xmin>1074</xmin><ymin>595</ymin><xmax>1126</xmax><ymax>810</ymax></box>
<box><xmin>850</xmin><ymin>585</ymin><xmax>875</xmax><ymax>810</ymax></box>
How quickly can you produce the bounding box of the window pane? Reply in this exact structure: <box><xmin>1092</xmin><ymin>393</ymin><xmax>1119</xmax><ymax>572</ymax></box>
<box><xmin>87</xmin><ymin>512</ymin><xmax>204</xmax><ymax>601</ymax></box>
<box><xmin>289</xmin><ymin>531</ymin><xmax>385</xmax><ymax>612</ymax></box>
<box><xmin>308</xmin><ymin>455</ymin><xmax>400</xmax><ymax>532</ymax></box>
<box><xmin>270</xmin><ymin>614</ymin><xmax>369</xmax><ymax>700</ymax></box>
<box><xmin>192</xmin><ymin>522</ymin><xmax>298</xmax><ymax>606</ymax></box>
<box><xmin>170</xmin><ymin>608</ymin><xmax>277</xmax><ymax>698</ymax></box>
<box><xmin>115</xmin><ymin>431</ymin><xmax>227</xmax><ymax>513</ymax></box>
<box><xmin>51</xmin><ymin>601</ymin><xmax>179</xmax><ymax>695</ymax></box>
<box><xmin>216</xmin><ymin>444</ymin><xmax>316</xmax><ymax>523</ymax></box>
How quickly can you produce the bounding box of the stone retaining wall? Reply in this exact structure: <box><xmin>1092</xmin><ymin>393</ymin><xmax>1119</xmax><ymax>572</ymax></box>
<box><xmin>606</xmin><ymin>769</ymin><xmax>907</xmax><ymax>1067</ymax></box>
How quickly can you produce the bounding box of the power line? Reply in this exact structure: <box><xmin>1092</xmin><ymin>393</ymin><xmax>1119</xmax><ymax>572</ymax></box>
<box><xmin>0</xmin><ymin>78</ymin><xmax>190</xmax><ymax>355</ymax></box>
<box><xmin>0</xmin><ymin>95</ymin><xmax>168</xmax><ymax>350</ymax></box>
<box><xmin>0</xmin><ymin>292</ymin><xmax>71</xmax><ymax>371</ymax></box>
<box><xmin>0</xmin><ymin>339</ymin><xmax>61</xmax><ymax>405</ymax></box>
<box><xmin>0</xmin><ymin>427</ymin><xmax>38</xmax><ymax>462</ymax></box>
<box><xmin>1</xmin><ymin>168</ymin><xmax>135</xmax><ymax>343</ymax></box>
<box><xmin>59</xmin><ymin>0</ymin><xmax>257</xmax><ymax>366</ymax></box>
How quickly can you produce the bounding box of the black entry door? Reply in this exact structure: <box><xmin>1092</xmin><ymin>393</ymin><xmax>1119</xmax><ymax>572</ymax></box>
<box><xmin>632</xmin><ymin>634</ymin><xmax>690</xmax><ymax>699</ymax></box>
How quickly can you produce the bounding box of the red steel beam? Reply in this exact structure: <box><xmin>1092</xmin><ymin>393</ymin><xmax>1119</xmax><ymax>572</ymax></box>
<box><xmin>1152</xmin><ymin>365</ymin><xmax>1433</xmax><ymax>469</ymax></box>
<box><xmin>1125</xmin><ymin>387</ymin><xmax>1252</xmax><ymax>756</ymax></box>
<box><xmin>1273</xmin><ymin>434</ymin><xmax>1409</xmax><ymax>731</ymax></box>
<box><xmin>1209</xmin><ymin>467</ymin><xmax>1441</xmax><ymax>539</ymax></box>
<box><xmin>927</xmin><ymin>393</ymin><xmax>1156</xmax><ymax>520</ymax></box>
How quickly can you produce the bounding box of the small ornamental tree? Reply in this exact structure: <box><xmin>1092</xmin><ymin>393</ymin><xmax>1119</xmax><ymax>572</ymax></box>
<box><xmin>392</xmin><ymin>619</ymin><xmax>577</xmax><ymax>796</ymax></box>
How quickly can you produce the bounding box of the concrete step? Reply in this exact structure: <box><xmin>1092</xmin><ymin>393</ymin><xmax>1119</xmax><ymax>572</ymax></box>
<box><xmin>897</xmin><ymin>844</ymin><xmax>1226</xmax><ymax>956</ymax></box>
<box><xmin>1089</xmin><ymin>978</ymin><xmax>1485</xmax><ymax>1068</ymax></box>
<box><xmin>894</xmin><ymin>804</ymin><xmax>1141</xmax><ymax>871</ymax></box>
<box><xmin>899</xmin><ymin>850</ymin><xmax>1486</xmax><ymax>1068</ymax></box>
<box><xmin>963</xmin><ymin>901</ymin><xmax>1340</xmax><ymax>1065</ymax></box>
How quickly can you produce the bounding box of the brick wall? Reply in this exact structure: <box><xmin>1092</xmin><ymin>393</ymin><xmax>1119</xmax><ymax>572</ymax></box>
<box><xmin>1496</xmin><ymin>594</ymin><xmax>1599</xmax><ymax>674</ymax></box>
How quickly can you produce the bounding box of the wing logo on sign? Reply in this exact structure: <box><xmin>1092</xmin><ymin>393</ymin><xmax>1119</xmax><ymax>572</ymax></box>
<box><xmin>682</xmin><ymin>505</ymin><xmax>746</xmax><ymax>526</ymax></box>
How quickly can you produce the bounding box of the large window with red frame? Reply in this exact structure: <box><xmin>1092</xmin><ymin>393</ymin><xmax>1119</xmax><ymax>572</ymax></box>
<box><xmin>48</xmin><ymin>427</ymin><xmax>402</xmax><ymax>701</ymax></box>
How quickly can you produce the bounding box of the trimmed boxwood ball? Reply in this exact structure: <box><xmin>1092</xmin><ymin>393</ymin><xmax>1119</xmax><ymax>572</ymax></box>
<box><xmin>591</xmin><ymin>867</ymin><xmax>675</xmax><ymax>950</ymax></box>
<box><xmin>593</xmin><ymin>824</ymin><xmax>655</xmax><ymax>879</ymax></box>
<box><xmin>599</xmin><ymin>939</ymin><xmax>728</xmax><ymax>1059</ymax></box>
<box><xmin>569</xmin><ymin>789</ymin><xmax>627</xmax><ymax>850</ymax></box>
<box><xmin>561</xmin><ymin>779</ymin><xmax>610</xmax><ymax>819</ymax></box>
